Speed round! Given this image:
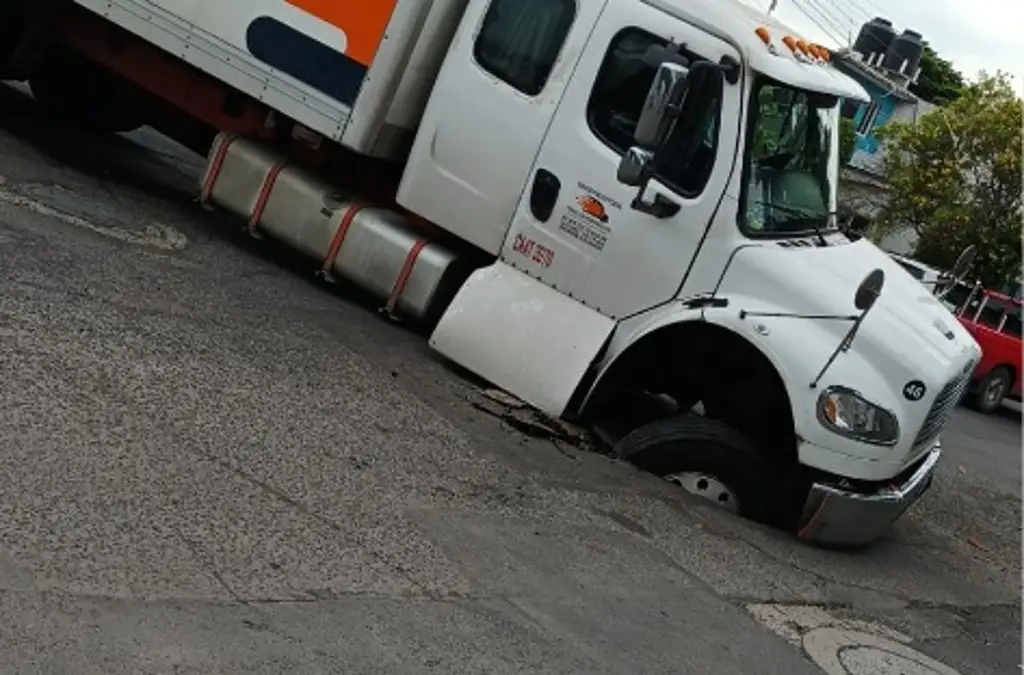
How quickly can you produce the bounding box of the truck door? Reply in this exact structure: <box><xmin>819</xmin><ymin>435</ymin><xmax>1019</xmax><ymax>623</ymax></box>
<box><xmin>397</xmin><ymin>0</ymin><xmax>607</xmax><ymax>255</ymax></box>
<box><xmin>499</xmin><ymin>4</ymin><xmax>742</xmax><ymax>319</ymax></box>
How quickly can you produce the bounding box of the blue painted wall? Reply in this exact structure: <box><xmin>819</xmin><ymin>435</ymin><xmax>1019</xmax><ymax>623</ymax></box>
<box><xmin>850</xmin><ymin>79</ymin><xmax>897</xmax><ymax>154</ymax></box>
<box><xmin>834</xmin><ymin>61</ymin><xmax>901</xmax><ymax>156</ymax></box>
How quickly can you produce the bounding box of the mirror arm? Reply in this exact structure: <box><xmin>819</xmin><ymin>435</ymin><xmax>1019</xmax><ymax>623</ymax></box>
<box><xmin>631</xmin><ymin>190</ymin><xmax>681</xmax><ymax>218</ymax></box>
<box><xmin>644</xmin><ymin>40</ymin><xmax>690</xmax><ymax>68</ymax></box>
<box><xmin>718</xmin><ymin>55</ymin><xmax>741</xmax><ymax>85</ymax></box>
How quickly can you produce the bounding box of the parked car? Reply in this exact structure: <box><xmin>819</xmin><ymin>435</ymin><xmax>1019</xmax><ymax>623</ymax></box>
<box><xmin>954</xmin><ymin>289</ymin><xmax>1022</xmax><ymax>414</ymax></box>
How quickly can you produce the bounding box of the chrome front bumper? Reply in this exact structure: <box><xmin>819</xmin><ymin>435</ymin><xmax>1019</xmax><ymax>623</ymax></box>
<box><xmin>797</xmin><ymin>443</ymin><xmax>941</xmax><ymax>546</ymax></box>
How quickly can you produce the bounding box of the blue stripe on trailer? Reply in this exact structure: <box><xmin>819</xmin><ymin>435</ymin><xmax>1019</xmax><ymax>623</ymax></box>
<box><xmin>246</xmin><ymin>16</ymin><xmax>367</xmax><ymax>106</ymax></box>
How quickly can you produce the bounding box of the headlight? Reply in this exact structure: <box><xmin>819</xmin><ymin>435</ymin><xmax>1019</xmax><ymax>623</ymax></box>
<box><xmin>816</xmin><ymin>386</ymin><xmax>899</xmax><ymax>446</ymax></box>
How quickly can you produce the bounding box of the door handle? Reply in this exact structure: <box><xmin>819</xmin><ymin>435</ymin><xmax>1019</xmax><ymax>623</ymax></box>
<box><xmin>529</xmin><ymin>169</ymin><xmax>561</xmax><ymax>223</ymax></box>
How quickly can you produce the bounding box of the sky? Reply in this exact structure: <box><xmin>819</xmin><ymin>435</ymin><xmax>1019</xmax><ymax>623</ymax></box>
<box><xmin>741</xmin><ymin>0</ymin><xmax>1024</xmax><ymax>93</ymax></box>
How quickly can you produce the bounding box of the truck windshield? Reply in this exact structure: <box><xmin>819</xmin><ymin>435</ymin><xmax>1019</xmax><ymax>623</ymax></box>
<box><xmin>739</xmin><ymin>76</ymin><xmax>840</xmax><ymax>236</ymax></box>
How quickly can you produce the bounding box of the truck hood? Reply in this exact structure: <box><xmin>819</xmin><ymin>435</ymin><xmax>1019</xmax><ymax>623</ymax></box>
<box><xmin>722</xmin><ymin>237</ymin><xmax>975</xmax><ymax>367</ymax></box>
<box><xmin>712</xmin><ymin>236</ymin><xmax>981</xmax><ymax>473</ymax></box>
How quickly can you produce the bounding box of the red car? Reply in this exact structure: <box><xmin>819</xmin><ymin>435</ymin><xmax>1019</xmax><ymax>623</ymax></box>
<box><xmin>952</xmin><ymin>287</ymin><xmax>1022</xmax><ymax>414</ymax></box>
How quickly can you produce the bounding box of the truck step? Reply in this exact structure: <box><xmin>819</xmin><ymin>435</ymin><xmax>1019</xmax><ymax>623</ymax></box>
<box><xmin>198</xmin><ymin>132</ymin><xmax>462</xmax><ymax>323</ymax></box>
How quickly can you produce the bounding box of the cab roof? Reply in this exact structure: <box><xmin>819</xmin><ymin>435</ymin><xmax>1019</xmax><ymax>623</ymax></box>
<box><xmin>643</xmin><ymin>0</ymin><xmax>871</xmax><ymax>102</ymax></box>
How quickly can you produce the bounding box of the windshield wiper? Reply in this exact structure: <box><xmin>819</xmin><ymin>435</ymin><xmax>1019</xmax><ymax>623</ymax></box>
<box><xmin>751</xmin><ymin>201</ymin><xmax>836</xmax><ymax>246</ymax></box>
<box><xmin>781</xmin><ymin>217</ymin><xmax>830</xmax><ymax>246</ymax></box>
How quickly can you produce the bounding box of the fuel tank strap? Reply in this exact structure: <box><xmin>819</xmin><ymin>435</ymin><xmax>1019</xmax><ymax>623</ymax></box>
<box><xmin>382</xmin><ymin>238</ymin><xmax>429</xmax><ymax>320</ymax></box>
<box><xmin>319</xmin><ymin>202</ymin><xmax>367</xmax><ymax>278</ymax></box>
<box><xmin>248</xmin><ymin>160</ymin><xmax>289</xmax><ymax>235</ymax></box>
<box><xmin>199</xmin><ymin>133</ymin><xmax>238</xmax><ymax>204</ymax></box>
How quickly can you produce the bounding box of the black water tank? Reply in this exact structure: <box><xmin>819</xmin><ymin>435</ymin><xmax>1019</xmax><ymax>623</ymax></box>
<box><xmin>853</xmin><ymin>17</ymin><xmax>896</xmax><ymax>63</ymax></box>
<box><xmin>883</xmin><ymin>29</ymin><xmax>924</xmax><ymax>75</ymax></box>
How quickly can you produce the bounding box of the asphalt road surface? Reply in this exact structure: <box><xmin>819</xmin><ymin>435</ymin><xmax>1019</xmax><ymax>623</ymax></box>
<box><xmin>0</xmin><ymin>84</ymin><xmax>1019</xmax><ymax>675</ymax></box>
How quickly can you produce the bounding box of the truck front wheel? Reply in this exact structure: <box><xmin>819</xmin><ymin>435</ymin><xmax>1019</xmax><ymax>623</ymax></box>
<box><xmin>616</xmin><ymin>415</ymin><xmax>780</xmax><ymax>524</ymax></box>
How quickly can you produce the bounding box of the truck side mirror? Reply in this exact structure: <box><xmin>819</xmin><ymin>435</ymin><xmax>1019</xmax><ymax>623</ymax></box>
<box><xmin>617</xmin><ymin>61</ymin><xmax>725</xmax><ymax>217</ymax></box>
<box><xmin>633</xmin><ymin>62</ymin><xmax>689</xmax><ymax>148</ymax></box>
<box><xmin>936</xmin><ymin>245</ymin><xmax>977</xmax><ymax>301</ymax></box>
<box><xmin>854</xmin><ymin>268</ymin><xmax>885</xmax><ymax>311</ymax></box>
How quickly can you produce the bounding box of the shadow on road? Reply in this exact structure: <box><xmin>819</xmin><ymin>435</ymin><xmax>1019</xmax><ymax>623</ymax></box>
<box><xmin>0</xmin><ymin>83</ymin><xmax>202</xmax><ymax>203</ymax></box>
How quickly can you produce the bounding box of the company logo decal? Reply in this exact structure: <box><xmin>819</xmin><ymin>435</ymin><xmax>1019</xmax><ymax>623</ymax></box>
<box><xmin>576</xmin><ymin>195</ymin><xmax>608</xmax><ymax>223</ymax></box>
<box><xmin>559</xmin><ymin>182</ymin><xmax>621</xmax><ymax>253</ymax></box>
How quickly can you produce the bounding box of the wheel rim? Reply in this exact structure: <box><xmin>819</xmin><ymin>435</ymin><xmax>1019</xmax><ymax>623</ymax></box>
<box><xmin>664</xmin><ymin>472</ymin><xmax>740</xmax><ymax>513</ymax></box>
<box><xmin>984</xmin><ymin>377</ymin><xmax>1007</xmax><ymax>406</ymax></box>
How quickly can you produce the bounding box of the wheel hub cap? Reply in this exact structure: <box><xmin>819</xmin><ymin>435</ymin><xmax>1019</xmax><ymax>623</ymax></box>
<box><xmin>985</xmin><ymin>378</ymin><xmax>1006</xmax><ymax>404</ymax></box>
<box><xmin>664</xmin><ymin>472</ymin><xmax>740</xmax><ymax>513</ymax></box>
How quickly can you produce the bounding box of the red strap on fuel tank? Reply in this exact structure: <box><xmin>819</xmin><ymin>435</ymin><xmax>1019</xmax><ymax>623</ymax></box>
<box><xmin>320</xmin><ymin>202</ymin><xmax>366</xmax><ymax>277</ymax></box>
<box><xmin>199</xmin><ymin>133</ymin><xmax>238</xmax><ymax>204</ymax></box>
<box><xmin>248</xmin><ymin>160</ymin><xmax>288</xmax><ymax>235</ymax></box>
<box><xmin>383</xmin><ymin>238</ymin><xmax>429</xmax><ymax>319</ymax></box>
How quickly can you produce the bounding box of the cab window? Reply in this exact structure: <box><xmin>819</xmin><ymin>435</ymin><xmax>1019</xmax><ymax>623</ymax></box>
<box><xmin>1003</xmin><ymin>306</ymin><xmax>1022</xmax><ymax>337</ymax></box>
<box><xmin>976</xmin><ymin>296</ymin><xmax>1007</xmax><ymax>329</ymax></box>
<box><xmin>945</xmin><ymin>282</ymin><xmax>974</xmax><ymax>310</ymax></box>
<box><xmin>474</xmin><ymin>0</ymin><xmax>576</xmax><ymax>96</ymax></box>
<box><xmin>586</xmin><ymin>28</ymin><xmax>722</xmax><ymax>198</ymax></box>
<box><xmin>740</xmin><ymin>79</ymin><xmax>839</xmax><ymax>235</ymax></box>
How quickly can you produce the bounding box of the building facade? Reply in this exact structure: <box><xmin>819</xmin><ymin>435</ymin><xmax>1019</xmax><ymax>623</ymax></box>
<box><xmin>831</xmin><ymin>46</ymin><xmax>935</xmax><ymax>254</ymax></box>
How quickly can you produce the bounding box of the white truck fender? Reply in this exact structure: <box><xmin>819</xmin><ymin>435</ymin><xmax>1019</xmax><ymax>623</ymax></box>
<box><xmin>574</xmin><ymin>297</ymin><xmax>798</xmax><ymax>419</ymax></box>
<box><xmin>574</xmin><ymin>300</ymin><xmax>705</xmax><ymax>410</ymax></box>
<box><xmin>429</xmin><ymin>261</ymin><xmax>616</xmax><ymax>418</ymax></box>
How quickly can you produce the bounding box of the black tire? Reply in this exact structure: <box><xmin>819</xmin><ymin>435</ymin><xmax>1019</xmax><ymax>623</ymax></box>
<box><xmin>0</xmin><ymin>9</ymin><xmax>25</xmax><ymax>76</ymax></box>
<box><xmin>615</xmin><ymin>415</ymin><xmax>780</xmax><ymax>524</ymax></box>
<box><xmin>29</xmin><ymin>50</ymin><xmax>144</xmax><ymax>133</ymax></box>
<box><xmin>973</xmin><ymin>367</ymin><xmax>1012</xmax><ymax>415</ymax></box>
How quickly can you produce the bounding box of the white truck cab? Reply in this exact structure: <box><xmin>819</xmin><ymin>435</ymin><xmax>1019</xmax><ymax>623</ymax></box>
<box><xmin>0</xmin><ymin>0</ymin><xmax>982</xmax><ymax>545</ymax></box>
<box><xmin>422</xmin><ymin>0</ymin><xmax>981</xmax><ymax>544</ymax></box>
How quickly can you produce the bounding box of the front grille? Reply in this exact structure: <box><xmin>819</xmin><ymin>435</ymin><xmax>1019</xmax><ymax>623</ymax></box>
<box><xmin>912</xmin><ymin>364</ymin><xmax>974</xmax><ymax>448</ymax></box>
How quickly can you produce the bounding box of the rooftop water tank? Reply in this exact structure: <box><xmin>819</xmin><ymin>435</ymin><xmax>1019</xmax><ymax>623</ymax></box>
<box><xmin>853</xmin><ymin>17</ymin><xmax>896</xmax><ymax>65</ymax></box>
<box><xmin>883</xmin><ymin>29</ymin><xmax>924</xmax><ymax>75</ymax></box>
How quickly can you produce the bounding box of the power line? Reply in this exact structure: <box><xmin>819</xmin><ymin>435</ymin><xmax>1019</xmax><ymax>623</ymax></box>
<box><xmin>787</xmin><ymin>0</ymin><xmax>847</xmax><ymax>45</ymax></box>
<box><xmin>769</xmin><ymin>0</ymin><xmax>950</xmax><ymax>99</ymax></box>
<box><xmin>816</xmin><ymin>0</ymin><xmax>864</xmax><ymax>34</ymax></box>
<box><xmin>803</xmin><ymin>0</ymin><xmax>858</xmax><ymax>44</ymax></box>
<box><xmin>797</xmin><ymin>0</ymin><xmax>951</xmax><ymax>97</ymax></box>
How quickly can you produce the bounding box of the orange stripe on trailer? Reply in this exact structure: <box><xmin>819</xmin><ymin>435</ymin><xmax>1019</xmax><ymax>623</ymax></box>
<box><xmin>383</xmin><ymin>238</ymin><xmax>428</xmax><ymax>319</ymax></box>
<box><xmin>248</xmin><ymin>160</ymin><xmax>289</xmax><ymax>235</ymax></box>
<box><xmin>200</xmin><ymin>134</ymin><xmax>239</xmax><ymax>204</ymax></box>
<box><xmin>320</xmin><ymin>202</ymin><xmax>367</xmax><ymax>277</ymax></box>
<box><xmin>285</xmin><ymin>0</ymin><xmax>399</xmax><ymax>66</ymax></box>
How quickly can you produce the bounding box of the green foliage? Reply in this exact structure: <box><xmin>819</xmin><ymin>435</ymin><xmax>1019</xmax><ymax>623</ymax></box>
<box><xmin>876</xmin><ymin>72</ymin><xmax>1022</xmax><ymax>288</ymax></box>
<box><xmin>839</xmin><ymin>117</ymin><xmax>856</xmax><ymax>164</ymax></box>
<box><xmin>908</xmin><ymin>46</ymin><xmax>965</xmax><ymax>106</ymax></box>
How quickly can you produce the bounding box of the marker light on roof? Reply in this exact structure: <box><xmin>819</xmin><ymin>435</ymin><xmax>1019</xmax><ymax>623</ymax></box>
<box><xmin>795</xmin><ymin>39</ymin><xmax>810</xmax><ymax>56</ymax></box>
<box><xmin>782</xmin><ymin>35</ymin><xmax>798</xmax><ymax>53</ymax></box>
<box><xmin>755</xmin><ymin>26</ymin><xmax>771</xmax><ymax>45</ymax></box>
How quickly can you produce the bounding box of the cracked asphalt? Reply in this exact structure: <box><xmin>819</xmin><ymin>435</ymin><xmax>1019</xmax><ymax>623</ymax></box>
<box><xmin>0</xmin><ymin>83</ymin><xmax>1019</xmax><ymax>674</ymax></box>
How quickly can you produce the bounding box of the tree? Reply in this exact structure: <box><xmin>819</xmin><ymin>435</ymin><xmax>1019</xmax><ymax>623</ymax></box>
<box><xmin>908</xmin><ymin>46</ymin><xmax>965</xmax><ymax>106</ymax></box>
<box><xmin>874</xmin><ymin>72</ymin><xmax>1022</xmax><ymax>288</ymax></box>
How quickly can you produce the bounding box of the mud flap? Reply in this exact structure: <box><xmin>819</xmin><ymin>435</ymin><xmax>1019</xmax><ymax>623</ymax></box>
<box><xmin>429</xmin><ymin>262</ymin><xmax>615</xmax><ymax>417</ymax></box>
